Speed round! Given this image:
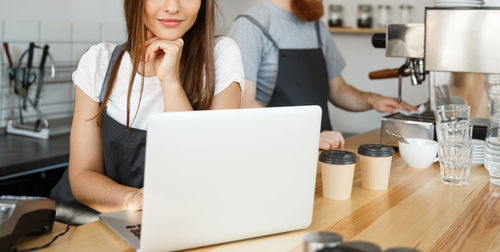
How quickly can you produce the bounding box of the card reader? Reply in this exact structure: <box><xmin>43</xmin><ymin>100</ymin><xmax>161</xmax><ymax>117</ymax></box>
<box><xmin>0</xmin><ymin>195</ymin><xmax>56</xmax><ymax>251</ymax></box>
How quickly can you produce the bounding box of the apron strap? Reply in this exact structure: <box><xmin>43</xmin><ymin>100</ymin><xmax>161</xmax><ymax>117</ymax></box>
<box><xmin>315</xmin><ymin>21</ymin><xmax>323</xmax><ymax>48</ymax></box>
<box><xmin>236</xmin><ymin>15</ymin><xmax>280</xmax><ymax>49</ymax></box>
<box><xmin>99</xmin><ymin>44</ymin><xmax>125</xmax><ymax>105</ymax></box>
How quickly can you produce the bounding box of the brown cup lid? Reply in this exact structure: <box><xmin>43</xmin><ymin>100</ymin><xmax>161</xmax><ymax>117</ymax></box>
<box><xmin>319</xmin><ymin>150</ymin><xmax>357</xmax><ymax>165</ymax></box>
<box><xmin>358</xmin><ymin>144</ymin><xmax>394</xmax><ymax>157</ymax></box>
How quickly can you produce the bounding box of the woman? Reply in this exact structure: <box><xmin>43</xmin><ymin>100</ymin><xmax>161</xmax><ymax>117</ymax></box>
<box><xmin>51</xmin><ymin>0</ymin><xmax>244</xmax><ymax>224</ymax></box>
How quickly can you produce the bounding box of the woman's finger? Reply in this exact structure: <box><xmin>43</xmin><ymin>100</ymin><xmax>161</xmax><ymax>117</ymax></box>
<box><xmin>146</xmin><ymin>40</ymin><xmax>163</xmax><ymax>62</ymax></box>
<box><xmin>145</xmin><ymin>37</ymin><xmax>159</xmax><ymax>47</ymax></box>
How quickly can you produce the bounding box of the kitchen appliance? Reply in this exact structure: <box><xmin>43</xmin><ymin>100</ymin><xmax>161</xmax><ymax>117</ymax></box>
<box><xmin>371</xmin><ymin>7</ymin><xmax>500</xmax><ymax>146</ymax></box>
<box><xmin>3</xmin><ymin>42</ymin><xmax>56</xmax><ymax>139</ymax></box>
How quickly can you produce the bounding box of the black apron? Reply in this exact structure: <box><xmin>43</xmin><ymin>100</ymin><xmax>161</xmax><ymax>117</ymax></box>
<box><xmin>237</xmin><ymin>15</ymin><xmax>332</xmax><ymax>131</ymax></box>
<box><xmin>50</xmin><ymin>45</ymin><xmax>147</xmax><ymax>225</ymax></box>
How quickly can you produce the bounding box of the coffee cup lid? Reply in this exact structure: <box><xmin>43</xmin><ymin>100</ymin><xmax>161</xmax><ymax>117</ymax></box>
<box><xmin>319</xmin><ymin>150</ymin><xmax>357</xmax><ymax>165</ymax></box>
<box><xmin>358</xmin><ymin>144</ymin><xmax>394</xmax><ymax>157</ymax></box>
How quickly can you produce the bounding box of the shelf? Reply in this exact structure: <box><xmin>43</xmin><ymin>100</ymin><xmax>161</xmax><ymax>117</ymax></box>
<box><xmin>329</xmin><ymin>27</ymin><xmax>386</xmax><ymax>34</ymax></box>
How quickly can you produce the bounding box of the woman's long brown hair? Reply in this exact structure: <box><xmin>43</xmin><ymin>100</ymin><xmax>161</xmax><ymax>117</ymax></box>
<box><xmin>96</xmin><ymin>0</ymin><xmax>216</xmax><ymax>128</ymax></box>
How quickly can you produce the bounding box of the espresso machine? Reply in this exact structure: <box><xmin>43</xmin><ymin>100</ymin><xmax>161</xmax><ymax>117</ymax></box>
<box><xmin>371</xmin><ymin>7</ymin><xmax>500</xmax><ymax>146</ymax></box>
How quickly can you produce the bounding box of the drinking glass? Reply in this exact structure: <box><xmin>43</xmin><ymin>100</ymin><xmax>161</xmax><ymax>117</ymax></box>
<box><xmin>436</xmin><ymin>123</ymin><xmax>473</xmax><ymax>185</ymax></box>
<box><xmin>485</xmin><ymin>98</ymin><xmax>500</xmax><ymax>185</ymax></box>
<box><xmin>434</xmin><ymin>104</ymin><xmax>472</xmax><ymax>185</ymax></box>
<box><xmin>434</xmin><ymin>104</ymin><xmax>470</xmax><ymax>124</ymax></box>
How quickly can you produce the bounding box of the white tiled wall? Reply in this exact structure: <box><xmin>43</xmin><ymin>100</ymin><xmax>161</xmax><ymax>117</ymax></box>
<box><xmin>73</xmin><ymin>23</ymin><xmax>101</xmax><ymax>42</ymax></box>
<box><xmin>0</xmin><ymin>19</ymin><xmax>127</xmax><ymax>129</ymax></box>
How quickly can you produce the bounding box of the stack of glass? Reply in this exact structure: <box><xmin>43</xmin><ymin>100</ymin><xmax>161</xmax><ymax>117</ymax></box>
<box><xmin>485</xmin><ymin>74</ymin><xmax>500</xmax><ymax>101</ymax></box>
<box><xmin>434</xmin><ymin>104</ymin><xmax>472</xmax><ymax>185</ymax></box>
<box><xmin>485</xmin><ymin>98</ymin><xmax>500</xmax><ymax>185</ymax></box>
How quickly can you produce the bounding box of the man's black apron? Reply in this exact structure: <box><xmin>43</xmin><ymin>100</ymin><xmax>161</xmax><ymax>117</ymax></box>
<box><xmin>50</xmin><ymin>45</ymin><xmax>146</xmax><ymax>225</ymax></box>
<box><xmin>237</xmin><ymin>15</ymin><xmax>332</xmax><ymax>131</ymax></box>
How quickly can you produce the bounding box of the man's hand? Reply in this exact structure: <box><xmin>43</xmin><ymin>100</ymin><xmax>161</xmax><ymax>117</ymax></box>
<box><xmin>319</xmin><ymin>131</ymin><xmax>345</xmax><ymax>150</ymax></box>
<box><xmin>368</xmin><ymin>94</ymin><xmax>417</xmax><ymax>114</ymax></box>
<box><xmin>328</xmin><ymin>75</ymin><xmax>418</xmax><ymax>114</ymax></box>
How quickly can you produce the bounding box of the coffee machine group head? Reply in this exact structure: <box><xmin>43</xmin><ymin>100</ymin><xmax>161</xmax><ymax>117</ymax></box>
<box><xmin>371</xmin><ymin>24</ymin><xmax>426</xmax><ymax>103</ymax></box>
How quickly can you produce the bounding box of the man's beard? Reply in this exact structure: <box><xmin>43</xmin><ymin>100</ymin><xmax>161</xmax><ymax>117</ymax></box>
<box><xmin>291</xmin><ymin>0</ymin><xmax>324</xmax><ymax>22</ymax></box>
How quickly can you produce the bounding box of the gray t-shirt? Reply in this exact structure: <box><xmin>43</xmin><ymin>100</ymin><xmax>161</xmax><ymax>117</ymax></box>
<box><xmin>228</xmin><ymin>0</ymin><xmax>346</xmax><ymax>106</ymax></box>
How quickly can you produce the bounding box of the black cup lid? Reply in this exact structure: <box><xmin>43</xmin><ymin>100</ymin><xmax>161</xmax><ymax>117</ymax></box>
<box><xmin>319</xmin><ymin>150</ymin><xmax>357</xmax><ymax>165</ymax></box>
<box><xmin>358</xmin><ymin>144</ymin><xmax>394</xmax><ymax>157</ymax></box>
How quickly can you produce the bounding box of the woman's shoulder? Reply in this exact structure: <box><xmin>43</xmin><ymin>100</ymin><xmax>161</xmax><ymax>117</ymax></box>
<box><xmin>214</xmin><ymin>36</ymin><xmax>241</xmax><ymax>59</ymax></box>
<box><xmin>213</xmin><ymin>37</ymin><xmax>245</xmax><ymax>95</ymax></box>
<box><xmin>81</xmin><ymin>42</ymin><xmax>120</xmax><ymax>63</ymax></box>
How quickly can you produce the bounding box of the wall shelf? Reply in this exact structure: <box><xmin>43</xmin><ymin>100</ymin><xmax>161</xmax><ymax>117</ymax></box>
<box><xmin>329</xmin><ymin>27</ymin><xmax>386</xmax><ymax>34</ymax></box>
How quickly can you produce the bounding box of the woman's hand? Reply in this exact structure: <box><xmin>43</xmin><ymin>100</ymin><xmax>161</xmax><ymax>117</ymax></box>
<box><xmin>319</xmin><ymin>131</ymin><xmax>345</xmax><ymax>150</ymax></box>
<box><xmin>124</xmin><ymin>188</ymin><xmax>144</xmax><ymax>211</ymax></box>
<box><xmin>145</xmin><ymin>36</ymin><xmax>184</xmax><ymax>85</ymax></box>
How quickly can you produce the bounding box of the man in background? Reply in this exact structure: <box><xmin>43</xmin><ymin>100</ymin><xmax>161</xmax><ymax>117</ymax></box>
<box><xmin>229</xmin><ymin>0</ymin><xmax>415</xmax><ymax>150</ymax></box>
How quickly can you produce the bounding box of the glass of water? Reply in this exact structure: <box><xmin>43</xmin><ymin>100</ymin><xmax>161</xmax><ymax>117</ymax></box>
<box><xmin>485</xmin><ymin>98</ymin><xmax>500</xmax><ymax>186</ymax></box>
<box><xmin>434</xmin><ymin>104</ymin><xmax>472</xmax><ymax>185</ymax></box>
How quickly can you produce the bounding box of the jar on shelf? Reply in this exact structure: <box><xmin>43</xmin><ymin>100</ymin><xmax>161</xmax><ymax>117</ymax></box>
<box><xmin>328</xmin><ymin>5</ymin><xmax>344</xmax><ymax>27</ymax></box>
<box><xmin>377</xmin><ymin>5</ymin><xmax>392</xmax><ymax>28</ymax></box>
<box><xmin>358</xmin><ymin>4</ymin><xmax>373</xmax><ymax>28</ymax></box>
<box><xmin>399</xmin><ymin>4</ymin><xmax>413</xmax><ymax>24</ymax></box>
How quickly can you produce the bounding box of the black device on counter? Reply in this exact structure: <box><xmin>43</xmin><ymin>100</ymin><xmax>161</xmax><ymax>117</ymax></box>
<box><xmin>0</xmin><ymin>195</ymin><xmax>56</xmax><ymax>251</ymax></box>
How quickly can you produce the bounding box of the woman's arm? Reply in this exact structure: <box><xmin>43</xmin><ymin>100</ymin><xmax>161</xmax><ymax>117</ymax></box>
<box><xmin>210</xmin><ymin>82</ymin><xmax>242</xmax><ymax>109</ymax></box>
<box><xmin>68</xmin><ymin>86</ymin><xmax>143</xmax><ymax>213</ymax></box>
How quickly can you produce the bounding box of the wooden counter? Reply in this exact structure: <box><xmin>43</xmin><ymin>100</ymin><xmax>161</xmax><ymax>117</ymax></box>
<box><xmin>14</xmin><ymin>130</ymin><xmax>500</xmax><ymax>252</ymax></box>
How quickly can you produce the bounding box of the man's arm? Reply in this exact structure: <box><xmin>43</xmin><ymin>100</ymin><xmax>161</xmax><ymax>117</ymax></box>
<box><xmin>241</xmin><ymin>78</ymin><xmax>264</xmax><ymax>108</ymax></box>
<box><xmin>328</xmin><ymin>75</ymin><xmax>416</xmax><ymax>113</ymax></box>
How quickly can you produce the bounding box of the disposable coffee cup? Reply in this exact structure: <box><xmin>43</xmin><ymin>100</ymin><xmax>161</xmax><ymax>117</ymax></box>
<box><xmin>358</xmin><ymin>144</ymin><xmax>395</xmax><ymax>190</ymax></box>
<box><xmin>319</xmin><ymin>150</ymin><xmax>357</xmax><ymax>200</ymax></box>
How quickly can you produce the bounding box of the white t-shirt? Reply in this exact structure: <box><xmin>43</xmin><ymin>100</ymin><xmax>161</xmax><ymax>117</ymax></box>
<box><xmin>73</xmin><ymin>36</ymin><xmax>245</xmax><ymax>130</ymax></box>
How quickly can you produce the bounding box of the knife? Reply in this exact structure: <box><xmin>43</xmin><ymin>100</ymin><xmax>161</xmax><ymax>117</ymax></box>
<box><xmin>34</xmin><ymin>45</ymin><xmax>50</xmax><ymax>109</ymax></box>
<box><xmin>2</xmin><ymin>42</ymin><xmax>14</xmax><ymax>68</ymax></box>
<box><xmin>23</xmin><ymin>42</ymin><xmax>36</xmax><ymax>110</ymax></box>
<box><xmin>3</xmin><ymin>42</ymin><xmax>16</xmax><ymax>89</ymax></box>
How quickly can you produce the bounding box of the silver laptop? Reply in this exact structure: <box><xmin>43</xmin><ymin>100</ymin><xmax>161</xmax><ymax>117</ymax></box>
<box><xmin>100</xmin><ymin>106</ymin><xmax>321</xmax><ymax>251</ymax></box>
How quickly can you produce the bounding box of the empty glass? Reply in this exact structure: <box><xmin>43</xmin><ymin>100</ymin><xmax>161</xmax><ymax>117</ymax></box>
<box><xmin>399</xmin><ymin>5</ymin><xmax>413</xmax><ymax>24</ymax></box>
<box><xmin>434</xmin><ymin>104</ymin><xmax>470</xmax><ymax>124</ymax></box>
<box><xmin>436</xmin><ymin>123</ymin><xmax>473</xmax><ymax>185</ymax></box>
<box><xmin>485</xmin><ymin>98</ymin><xmax>500</xmax><ymax>185</ymax></box>
<box><xmin>377</xmin><ymin>5</ymin><xmax>391</xmax><ymax>28</ymax></box>
<box><xmin>484</xmin><ymin>74</ymin><xmax>500</xmax><ymax>101</ymax></box>
<box><xmin>434</xmin><ymin>104</ymin><xmax>472</xmax><ymax>185</ymax></box>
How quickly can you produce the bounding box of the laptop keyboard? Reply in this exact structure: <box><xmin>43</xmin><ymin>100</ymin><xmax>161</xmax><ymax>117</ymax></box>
<box><xmin>126</xmin><ymin>224</ymin><xmax>141</xmax><ymax>238</ymax></box>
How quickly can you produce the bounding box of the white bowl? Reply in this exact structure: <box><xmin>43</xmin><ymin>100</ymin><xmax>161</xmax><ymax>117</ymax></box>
<box><xmin>399</xmin><ymin>138</ymin><xmax>439</xmax><ymax>169</ymax></box>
